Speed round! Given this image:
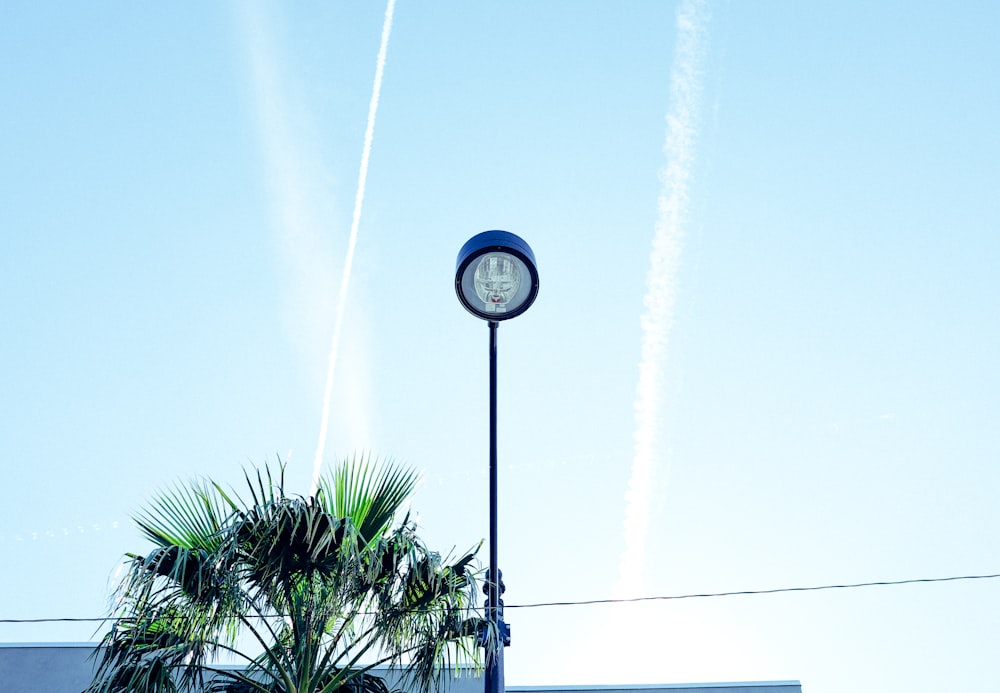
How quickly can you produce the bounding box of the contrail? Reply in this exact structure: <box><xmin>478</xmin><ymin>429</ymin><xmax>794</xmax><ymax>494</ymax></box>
<box><xmin>311</xmin><ymin>0</ymin><xmax>396</xmax><ymax>494</ymax></box>
<box><xmin>615</xmin><ymin>0</ymin><xmax>710</xmax><ymax>599</ymax></box>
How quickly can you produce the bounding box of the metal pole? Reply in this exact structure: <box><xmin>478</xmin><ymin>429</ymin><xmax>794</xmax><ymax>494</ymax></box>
<box><xmin>485</xmin><ymin>319</ymin><xmax>504</xmax><ymax>693</ymax></box>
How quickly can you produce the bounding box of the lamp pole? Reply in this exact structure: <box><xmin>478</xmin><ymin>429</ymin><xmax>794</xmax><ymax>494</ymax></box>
<box><xmin>455</xmin><ymin>230</ymin><xmax>539</xmax><ymax>693</ymax></box>
<box><xmin>486</xmin><ymin>317</ymin><xmax>503</xmax><ymax>693</ymax></box>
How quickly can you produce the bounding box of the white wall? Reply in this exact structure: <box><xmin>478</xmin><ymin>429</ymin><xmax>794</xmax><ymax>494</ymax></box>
<box><xmin>0</xmin><ymin>644</ymin><xmax>802</xmax><ymax>693</ymax></box>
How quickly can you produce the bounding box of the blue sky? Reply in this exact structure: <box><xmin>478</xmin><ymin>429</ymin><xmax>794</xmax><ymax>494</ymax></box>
<box><xmin>2</xmin><ymin>2</ymin><xmax>999</xmax><ymax>692</ymax></box>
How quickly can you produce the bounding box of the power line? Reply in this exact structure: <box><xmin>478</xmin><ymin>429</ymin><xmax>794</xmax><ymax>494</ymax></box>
<box><xmin>505</xmin><ymin>572</ymin><xmax>1000</xmax><ymax>609</ymax></box>
<box><xmin>1</xmin><ymin>573</ymin><xmax>997</xmax><ymax>624</ymax></box>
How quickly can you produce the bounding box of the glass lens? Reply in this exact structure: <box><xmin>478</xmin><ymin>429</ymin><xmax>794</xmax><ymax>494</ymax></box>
<box><xmin>473</xmin><ymin>253</ymin><xmax>522</xmax><ymax>313</ymax></box>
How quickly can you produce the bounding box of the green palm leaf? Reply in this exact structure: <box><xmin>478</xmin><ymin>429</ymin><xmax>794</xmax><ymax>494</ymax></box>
<box><xmin>135</xmin><ymin>477</ymin><xmax>235</xmax><ymax>551</ymax></box>
<box><xmin>317</xmin><ymin>454</ymin><xmax>418</xmax><ymax>547</ymax></box>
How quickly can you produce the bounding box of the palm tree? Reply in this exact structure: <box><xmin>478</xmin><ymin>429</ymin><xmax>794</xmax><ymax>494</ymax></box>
<box><xmin>87</xmin><ymin>458</ymin><xmax>484</xmax><ymax>693</ymax></box>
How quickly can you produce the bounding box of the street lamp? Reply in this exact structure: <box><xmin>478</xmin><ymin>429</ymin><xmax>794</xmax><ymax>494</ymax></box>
<box><xmin>455</xmin><ymin>230</ymin><xmax>539</xmax><ymax>693</ymax></box>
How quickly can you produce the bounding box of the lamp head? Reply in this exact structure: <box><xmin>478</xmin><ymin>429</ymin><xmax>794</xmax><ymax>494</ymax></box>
<box><xmin>456</xmin><ymin>230</ymin><xmax>539</xmax><ymax>321</ymax></box>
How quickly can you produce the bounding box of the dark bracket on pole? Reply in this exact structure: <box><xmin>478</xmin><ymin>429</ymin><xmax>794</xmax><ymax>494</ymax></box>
<box><xmin>478</xmin><ymin>570</ymin><xmax>512</xmax><ymax>648</ymax></box>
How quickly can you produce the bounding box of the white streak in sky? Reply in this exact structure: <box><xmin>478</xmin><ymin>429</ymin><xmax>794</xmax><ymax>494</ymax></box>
<box><xmin>310</xmin><ymin>0</ymin><xmax>396</xmax><ymax>494</ymax></box>
<box><xmin>615</xmin><ymin>0</ymin><xmax>709</xmax><ymax>599</ymax></box>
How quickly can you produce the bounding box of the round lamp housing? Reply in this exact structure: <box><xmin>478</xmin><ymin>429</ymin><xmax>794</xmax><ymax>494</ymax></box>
<box><xmin>456</xmin><ymin>230</ymin><xmax>539</xmax><ymax>321</ymax></box>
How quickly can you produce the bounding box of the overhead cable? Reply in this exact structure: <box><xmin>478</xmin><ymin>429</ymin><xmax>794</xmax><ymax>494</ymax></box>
<box><xmin>1</xmin><ymin>572</ymin><xmax>997</xmax><ymax>624</ymax></box>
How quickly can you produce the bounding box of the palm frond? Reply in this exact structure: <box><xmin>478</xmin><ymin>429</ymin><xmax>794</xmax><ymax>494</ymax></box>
<box><xmin>317</xmin><ymin>454</ymin><xmax>418</xmax><ymax>547</ymax></box>
<box><xmin>135</xmin><ymin>477</ymin><xmax>234</xmax><ymax>551</ymax></box>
